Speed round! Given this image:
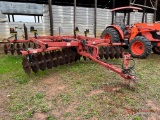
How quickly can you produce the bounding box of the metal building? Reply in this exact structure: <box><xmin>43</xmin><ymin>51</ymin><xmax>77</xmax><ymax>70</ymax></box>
<box><xmin>0</xmin><ymin>0</ymin><xmax>159</xmax><ymax>41</ymax></box>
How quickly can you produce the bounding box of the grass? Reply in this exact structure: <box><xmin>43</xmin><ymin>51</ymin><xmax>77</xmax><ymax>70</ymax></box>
<box><xmin>0</xmin><ymin>53</ymin><xmax>160</xmax><ymax>120</ymax></box>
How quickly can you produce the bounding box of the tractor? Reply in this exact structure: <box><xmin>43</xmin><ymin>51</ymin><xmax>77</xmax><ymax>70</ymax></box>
<box><xmin>101</xmin><ymin>6</ymin><xmax>160</xmax><ymax>58</ymax></box>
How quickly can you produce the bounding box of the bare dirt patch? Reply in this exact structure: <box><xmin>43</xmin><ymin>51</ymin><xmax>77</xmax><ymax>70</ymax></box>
<box><xmin>33</xmin><ymin>112</ymin><xmax>47</xmax><ymax>120</ymax></box>
<box><xmin>0</xmin><ymin>89</ymin><xmax>10</xmax><ymax>120</ymax></box>
<box><xmin>43</xmin><ymin>77</ymin><xmax>66</xmax><ymax>99</ymax></box>
<box><xmin>146</xmin><ymin>100</ymin><xmax>160</xmax><ymax>120</ymax></box>
<box><xmin>87</xmin><ymin>89</ymin><xmax>104</xmax><ymax>97</ymax></box>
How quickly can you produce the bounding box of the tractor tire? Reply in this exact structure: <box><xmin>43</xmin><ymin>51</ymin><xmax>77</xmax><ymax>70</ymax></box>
<box><xmin>152</xmin><ymin>46</ymin><xmax>160</xmax><ymax>55</ymax></box>
<box><xmin>129</xmin><ymin>36</ymin><xmax>152</xmax><ymax>59</ymax></box>
<box><xmin>101</xmin><ymin>27</ymin><xmax>120</xmax><ymax>43</ymax></box>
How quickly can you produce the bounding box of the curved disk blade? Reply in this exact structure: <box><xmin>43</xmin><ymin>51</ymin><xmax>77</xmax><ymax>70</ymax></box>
<box><xmin>99</xmin><ymin>47</ymin><xmax>104</xmax><ymax>59</ymax></box>
<box><xmin>74</xmin><ymin>53</ymin><xmax>79</xmax><ymax>62</ymax></box>
<box><xmin>4</xmin><ymin>44</ymin><xmax>8</xmax><ymax>55</ymax></box>
<box><xmin>68</xmin><ymin>49</ymin><xmax>75</xmax><ymax>63</ymax></box>
<box><xmin>31</xmin><ymin>55</ymin><xmax>39</xmax><ymax>73</ymax></box>
<box><xmin>71</xmin><ymin>47</ymin><xmax>78</xmax><ymax>62</ymax></box>
<box><xmin>109</xmin><ymin>46</ymin><xmax>116</xmax><ymax>59</ymax></box>
<box><xmin>57</xmin><ymin>51</ymin><xmax>65</xmax><ymax>65</ymax></box>
<box><xmin>103</xmin><ymin>47</ymin><xmax>109</xmax><ymax>60</ymax></box>
<box><xmin>63</xmin><ymin>49</ymin><xmax>70</xmax><ymax>64</ymax></box>
<box><xmin>115</xmin><ymin>47</ymin><xmax>121</xmax><ymax>59</ymax></box>
<box><xmin>10</xmin><ymin>44</ymin><xmax>15</xmax><ymax>55</ymax></box>
<box><xmin>120</xmin><ymin>47</ymin><xmax>124</xmax><ymax>58</ymax></box>
<box><xmin>28</xmin><ymin>43</ymin><xmax>31</xmax><ymax>48</ymax></box>
<box><xmin>77</xmin><ymin>54</ymin><xmax>81</xmax><ymax>61</ymax></box>
<box><xmin>44</xmin><ymin>53</ymin><xmax>53</xmax><ymax>69</ymax></box>
<box><xmin>22</xmin><ymin>58</ymin><xmax>31</xmax><ymax>75</ymax></box>
<box><xmin>16</xmin><ymin>43</ymin><xmax>21</xmax><ymax>55</ymax></box>
<box><xmin>37</xmin><ymin>54</ymin><xmax>47</xmax><ymax>71</ymax></box>
<box><xmin>83</xmin><ymin>56</ymin><xmax>87</xmax><ymax>61</ymax></box>
<box><xmin>33</xmin><ymin>43</ymin><xmax>36</xmax><ymax>49</ymax></box>
<box><xmin>51</xmin><ymin>51</ymin><xmax>60</xmax><ymax>67</ymax></box>
<box><xmin>22</xmin><ymin>43</ymin><xmax>26</xmax><ymax>50</ymax></box>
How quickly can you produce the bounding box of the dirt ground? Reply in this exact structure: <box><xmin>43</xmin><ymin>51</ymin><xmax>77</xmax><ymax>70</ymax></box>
<box><xmin>0</xmin><ymin>54</ymin><xmax>160</xmax><ymax>120</ymax></box>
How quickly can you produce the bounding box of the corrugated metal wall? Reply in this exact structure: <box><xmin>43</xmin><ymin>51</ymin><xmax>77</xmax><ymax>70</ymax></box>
<box><xmin>0</xmin><ymin>3</ymin><xmax>154</xmax><ymax>41</ymax></box>
<box><xmin>0</xmin><ymin>1</ymin><xmax>43</xmax><ymax>15</ymax></box>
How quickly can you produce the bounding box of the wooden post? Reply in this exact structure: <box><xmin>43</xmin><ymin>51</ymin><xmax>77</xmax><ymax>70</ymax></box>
<box><xmin>154</xmin><ymin>0</ymin><xmax>158</xmax><ymax>22</ymax></box>
<box><xmin>111</xmin><ymin>0</ymin><xmax>115</xmax><ymax>24</ymax></box>
<box><xmin>48</xmin><ymin>0</ymin><xmax>53</xmax><ymax>36</ymax></box>
<box><xmin>34</xmin><ymin>16</ymin><xmax>36</xmax><ymax>23</ymax></box>
<box><xmin>142</xmin><ymin>0</ymin><xmax>147</xmax><ymax>23</ymax></box>
<box><xmin>94</xmin><ymin>0</ymin><xmax>97</xmax><ymax>38</ymax></box>
<box><xmin>74</xmin><ymin>0</ymin><xmax>76</xmax><ymax>38</ymax></box>
<box><xmin>12</xmin><ymin>15</ymin><xmax>15</xmax><ymax>22</ymax></box>
<box><xmin>8</xmin><ymin>14</ymin><xmax>10</xmax><ymax>22</ymax></box>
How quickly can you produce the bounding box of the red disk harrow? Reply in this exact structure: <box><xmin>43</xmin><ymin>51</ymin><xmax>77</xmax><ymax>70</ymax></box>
<box><xmin>3</xmin><ymin>33</ymin><xmax>136</xmax><ymax>81</ymax></box>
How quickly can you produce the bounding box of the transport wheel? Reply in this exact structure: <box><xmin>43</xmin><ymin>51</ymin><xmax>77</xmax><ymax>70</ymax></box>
<box><xmin>101</xmin><ymin>27</ymin><xmax>120</xmax><ymax>43</ymax></box>
<box><xmin>152</xmin><ymin>46</ymin><xmax>160</xmax><ymax>55</ymax></box>
<box><xmin>129</xmin><ymin>36</ymin><xmax>152</xmax><ymax>59</ymax></box>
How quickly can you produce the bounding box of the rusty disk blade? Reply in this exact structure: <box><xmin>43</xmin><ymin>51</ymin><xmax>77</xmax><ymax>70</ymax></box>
<box><xmin>4</xmin><ymin>44</ymin><xmax>8</xmax><ymax>55</ymax></box>
<box><xmin>22</xmin><ymin>57</ymin><xmax>31</xmax><ymax>75</ymax></box>
<box><xmin>51</xmin><ymin>51</ymin><xmax>60</xmax><ymax>67</ymax></box>
<box><xmin>70</xmin><ymin>47</ymin><xmax>79</xmax><ymax>62</ymax></box>
<box><xmin>31</xmin><ymin>55</ymin><xmax>39</xmax><ymax>73</ymax></box>
<box><xmin>103</xmin><ymin>47</ymin><xmax>109</xmax><ymax>60</ymax></box>
<box><xmin>72</xmin><ymin>52</ymin><xmax>76</xmax><ymax>62</ymax></box>
<box><xmin>22</xmin><ymin>43</ymin><xmax>26</xmax><ymax>50</ymax></box>
<box><xmin>83</xmin><ymin>56</ymin><xmax>87</xmax><ymax>61</ymax></box>
<box><xmin>78</xmin><ymin>54</ymin><xmax>81</xmax><ymax>61</ymax></box>
<box><xmin>44</xmin><ymin>53</ymin><xmax>53</xmax><ymax>69</ymax></box>
<box><xmin>28</xmin><ymin>43</ymin><xmax>31</xmax><ymax>48</ymax></box>
<box><xmin>57</xmin><ymin>51</ymin><xmax>65</xmax><ymax>65</ymax></box>
<box><xmin>37</xmin><ymin>54</ymin><xmax>47</xmax><ymax>71</ymax></box>
<box><xmin>120</xmin><ymin>47</ymin><xmax>124</xmax><ymax>58</ymax></box>
<box><xmin>63</xmin><ymin>49</ymin><xmax>70</xmax><ymax>64</ymax></box>
<box><xmin>68</xmin><ymin>49</ymin><xmax>75</xmax><ymax>63</ymax></box>
<box><xmin>10</xmin><ymin>44</ymin><xmax>15</xmax><ymax>55</ymax></box>
<box><xmin>16</xmin><ymin>43</ymin><xmax>21</xmax><ymax>55</ymax></box>
<box><xmin>109</xmin><ymin>46</ymin><xmax>116</xmax><ymax>59</ymax></box>
<box><xmin>99</xmin><ymin>47</ymin><xmax>104</xmax><ymax>59</ymax></box>
<box><xmin>115</xmin><ymin>47</ymin><xmax>121</xmax><ymax>59</ymax></box>
<box><xmin>33</xmin><ymin>43</ymin><xmax>36</xmax><ymax>49</ymax></box>
<box><xmin>74</xmin><ymin>53</ymin><xmax>79</xmax><ymax>62</ymax></box>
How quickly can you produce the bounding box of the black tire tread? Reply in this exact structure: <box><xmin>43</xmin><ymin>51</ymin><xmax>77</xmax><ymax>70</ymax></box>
<box><xmin>100</xmin><ymin>27</ymin><xmax>120</xmax><ymax>43</ymax></box>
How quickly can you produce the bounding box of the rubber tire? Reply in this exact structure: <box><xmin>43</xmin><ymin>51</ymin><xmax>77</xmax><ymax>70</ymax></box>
<box><xmin>129</xmin><ymin>36</ymin><xmax>152</xmax><ymax>59</ymax></box>
<box><xmin>101</xmin><ymin>27</ymin><xmax>120</xmax><ymax>43</ymax></box>
<box><xmin>152</xmin><ymin>46</ymin><xmax>160</xmax><ymax>55</ymax></box>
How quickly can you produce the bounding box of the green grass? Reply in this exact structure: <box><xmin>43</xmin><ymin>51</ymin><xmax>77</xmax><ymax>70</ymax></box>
<box><xmin>0</xmin><ymin>54</ymin><xmax>160</xmax><ymax>120</ymax></box>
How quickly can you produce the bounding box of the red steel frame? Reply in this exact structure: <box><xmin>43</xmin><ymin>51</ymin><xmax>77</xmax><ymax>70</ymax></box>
<box><xmin>5</xmin><ymin>35</ymin><xmax>136</xmax><ymax>81</ymax></box>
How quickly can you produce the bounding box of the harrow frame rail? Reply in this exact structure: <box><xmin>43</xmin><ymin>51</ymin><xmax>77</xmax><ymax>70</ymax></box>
<box><xmin>3</xmin><ymin>35</ymin><xmax>136</xmax><ymax>81</ymax></box>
